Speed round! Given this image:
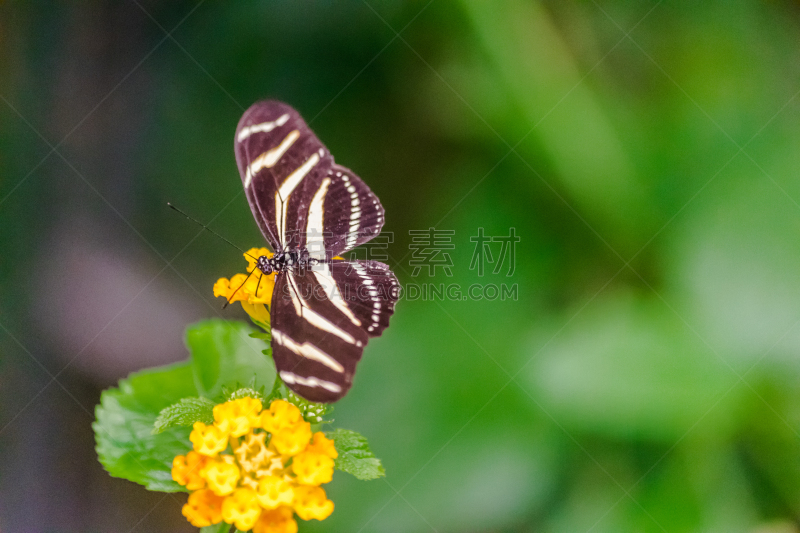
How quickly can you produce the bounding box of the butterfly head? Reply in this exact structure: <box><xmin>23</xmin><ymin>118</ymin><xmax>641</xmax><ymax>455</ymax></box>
<box><xmin>256</xmin><ymin>254</ymin><xmax>275</xmax><ymax>275</ymax></box>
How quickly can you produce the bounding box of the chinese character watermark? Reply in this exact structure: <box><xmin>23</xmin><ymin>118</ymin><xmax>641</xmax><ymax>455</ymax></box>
<box><xmin>345</xmin><ymin>232</ymin><xmax>394</xmax><ymax>273</ymax></box>
<box><xmin>408</xmin><ymin>228</ymin><xmax>455</xmax><ymax>277</ymax></box>
<box><xmin>469</xmin><ymin>227</ymin><xmax>519</xmax><ymax>277</ymax></box>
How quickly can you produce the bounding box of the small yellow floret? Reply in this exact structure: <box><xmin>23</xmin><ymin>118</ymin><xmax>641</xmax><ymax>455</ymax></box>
<box><xmin>292</xmin><ymin>451</ymin><xmax>334</xmax><ymax>486</ymax></box>
<box><xmin>260</xmin><ymin>400</ymin><xmax>312</xmax><ymax>456</ymax></box>
<box><xmin>306</xmin><ymin>432</ymin><xmax>338</xmax><ymax>459</ymax></box>
<box><xmin>222</xmin><ymin>487</ymin><xmax>262</xmax><ymax>531</ymax></box>
<box><xmin>214</xmin><ymin>247</ymin><xmax>276</xmax><ymax>328</ymax></box>
<box><xmin>260</xmin><ymin>400</ymin><xmax>304</xmax><ymax>434</ymax></box>
<box><xmin>203</xmin><ymin>455</ymin><xmax>241</xmax><ymax>496</ymax></box>
<box><xmin>214</xmin><ymin>397</ymin><xmax>263</xmax><ymax>437</ymax></box>
<box><xmin>293</xmin><ymin>485</ymin><xmax>334</xmax><ymax>521</ymax></box>
<box><xmin>213</xmin><ymin>277</ymin><xmax>235</xmax><ymax>299</ymax></box>
<box><xmin>190</xmin><ymin>421</ymin><xmax>228</xmax><ymax>456</ymax></box>
<box><xmin>271</xmin><ymin>420</ymin><xmax>312</xmax><ymax>457</ymax></box>
<box><xmin>182</xmin><ymin>488</ymin><xmax>224</xmax><ymax>527</ymax></box>
<box><xmin>253</xmin><ymin>506</ymin><xmax>298</xmax><ymax>533</ymax></box>
<box><xmin>234</xmin><ymin>431</ymin><xmax>272</xmax><ymax>471</ymax></box>
<box><xmin>172</xmin><ymin>451</ymin><xmax>209</xmax><ymax>490</ymax></box>
<box><xmin>215</xmin><ymin>248</ymin><xmax>276</xmax><ymax>313</ymax></box>
<box><xmin>256</xmin><ymin>475</ymin><xmax>295</xmax><ymax>510</ymax></box>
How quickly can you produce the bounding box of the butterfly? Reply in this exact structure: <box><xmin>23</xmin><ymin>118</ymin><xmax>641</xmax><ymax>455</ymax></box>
<box><xmin>234</xmin><ymin>100</ymin><xmax>399</xmax><ymax>403</ymax></box>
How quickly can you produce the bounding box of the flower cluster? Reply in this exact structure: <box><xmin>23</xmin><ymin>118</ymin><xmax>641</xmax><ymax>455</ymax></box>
<box><xmin>172</xmin><ymin>397</ymin><xmax>337</xmax><ymax>532</ymax></box>
<box><xmin>213</xmin><ymin>247</ymin><xmax>276</xmax><ymax>327</ymax></box>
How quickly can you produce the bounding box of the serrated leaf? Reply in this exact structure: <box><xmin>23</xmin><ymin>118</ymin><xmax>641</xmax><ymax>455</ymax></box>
<box><xmin>328</xmin><ymin>428</ymin><xmax>385</xmax><ymax>480</ymax></box>
<box><xmin>187</xmin><ymin>320</ymin><xmax>276</xmax><ymax>398</ymax></box>
<box><xmin>152</xmin><ymin>397</ymin><xmax>215</xmax><ymax>434</ymax></box>
<box><xmin>94</xmin><ymin>362</ymin><xmax>198</xmax><ymax>492</ymax></box>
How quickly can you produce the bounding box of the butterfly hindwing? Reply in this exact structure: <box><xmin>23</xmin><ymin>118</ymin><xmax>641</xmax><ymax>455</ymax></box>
<box><xmin>328</xmin><ymin>260</ymin><xmax>399</xmax><ymax>337</ymax></box>
<box><xmin>270</xmin><ymin>269</ymin><xmax>369</xmax><ymax>403</ymax></box>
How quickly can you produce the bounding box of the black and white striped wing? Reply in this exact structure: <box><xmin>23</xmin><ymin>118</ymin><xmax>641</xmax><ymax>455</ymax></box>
<box><xmin>235</xmin><ymin>101</ymin><xmax>332</xmax><ymax>251</ymax></box>
<box><xmin>270</xmin><ymin>269</ymin><xmax>368</xmax><ymax>403</ymax></box>
<box><xmin>270</xmin><ymin>261</ymin><xmax>399</xmax><ymax>402</ymax></box>
<box><xmin>328</xmin><ymin>259</ymin><xmax>399</xmax><ymax>336</ymax></box>
<box><xmin>310</xmin><ymin>166</ymin><xmax>385</xmax><ymax>258</ymax></box>
<box><xmin>234</xmin><ymin>101</ymin><xmax>385</xmax><ymax>256</ymax></box>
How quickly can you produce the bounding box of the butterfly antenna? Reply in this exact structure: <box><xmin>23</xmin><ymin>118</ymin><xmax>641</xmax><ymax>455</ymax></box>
<box><xmin>167</xmin><ymin>202</ymin><xmax>257</xmax><ymax>260</ymax></box>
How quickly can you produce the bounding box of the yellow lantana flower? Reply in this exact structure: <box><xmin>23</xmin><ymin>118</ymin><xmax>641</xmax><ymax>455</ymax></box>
<box><xmin>253</xmin><ymin>506</ymin><xmax>298</xmax><ymax>533</ymax></box>
<box><xmin>171</xmin><ymin>451</ymin><xmax>208</xmax><ymax>490</ymax></box>
<box><xmin>173</xmin><ymin>397</ymin><xmax>337</xmax><ymax>532</ymax></box>
<box><xmin>214</xmin><ymin>247</ymin><xmax>276</xmax><ymax>328</ymax></box>
<box><xmin>190</xmin><ymin>421</ymin><xmax>228</xmax><ymax>456</ymax></box>
<box><xmin>182</xmin><ymin>489</ymin><xmax>224</xmax><ymax>527</ymax></box>
<box><xmin>293</xmin><ymin>485</ymin><xmax>335</xmax><ymax>521</ymax></box>
<box><xmin>214</xmin><ymin>395</ymin><xmax>263</xmax><ymax>437</ymax></box>
<box><xmin>203</xmin><ymin>455</ymin><xmax>241</xmax><ymax>496</ymax></box>
<box><xmin>222</xmin><ymin>487</ymin><xmax>262</xmax><ymax>531</ymax></box>
<box><xmin>292</xmin><ymin>450</ymin><xmax>335</xmax><ymax>485</ymax></box>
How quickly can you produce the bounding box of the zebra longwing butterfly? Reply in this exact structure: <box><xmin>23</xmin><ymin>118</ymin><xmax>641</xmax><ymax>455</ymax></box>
<box><xmin>234</xmin><ymin>100</ymin><xmax>399</xmax><ymax>403</ymax></box>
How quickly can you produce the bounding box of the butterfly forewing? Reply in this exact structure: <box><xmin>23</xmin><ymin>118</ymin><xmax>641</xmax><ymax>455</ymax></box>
<box><xmin>235</xmin><ymin>101</ymin><xmax>386</xmax><ymax>256</ymax></box>
<box><xmin>311</xmin><ymin>166</ymin><xmax>386</xmax><ymax>259</ymax></box>
<box><xmin>235</xmin><ymin>101</ymin><xmax>333</xmax><ymax>251</ymax></box>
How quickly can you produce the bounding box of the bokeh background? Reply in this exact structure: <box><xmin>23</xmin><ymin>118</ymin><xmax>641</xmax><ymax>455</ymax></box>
<box><xmin>2</xmin><ymin>1</ymin><xmax>800</xmax><ymax>531</ymax></box>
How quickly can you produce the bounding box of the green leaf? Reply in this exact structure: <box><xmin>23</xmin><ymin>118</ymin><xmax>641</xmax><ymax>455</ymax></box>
<box><xmin>328</xmin><ymin>428</ymin><xmax>385</xmax><ymax>480</ymax></box>
<box><xmin>152</xmin><ymin>397</ymin><xmax>215</xmax><ymax>434</ymax></box>
<box><xmin>187</xmin><ymin>320</ymin><xmax>276</xmax><ymax>398</ymax></box>
<box><xmin>94</xmin><ymin>362</ymin><xmax>198</xmax><ymax>492</ymax></box>
<box><xmin>199</xmin><ymin>523</ymin><xmax>231</xmax><ymax>533</ymax></box>
<box><xmin>248</xmin><ymin>317</ymin><xmax>271</xmax><ymax>340</ymax></box>
<box><xmin>249</xmin><ymin>328</ymin><xmax>272</xmax><ymax>359</ymax></box>
<box><xmin>248</xmin><ymin>329</ymin><xmax>271</xmax><ymax>343</ymax></box>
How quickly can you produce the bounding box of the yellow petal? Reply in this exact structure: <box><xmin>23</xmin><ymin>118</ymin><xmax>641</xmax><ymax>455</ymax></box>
<box><xmin>292</xmin><ymin>451</ymin><xmax>334</xmax><ymax>486</ymax></box>
<box><xmin>292</xmin><ymin>485</ymin><xmax>334</xmax><ymax>521</ymax></box>
<box><xmin>253</xmin><ymin>506</ymin><xmax>298</xmax><ymax>533</ymax></box>
<box><xmin>222</xmin><ymin>487</ymin><xmax>262</xmax><ymax>531</ymax></box>
<box><xmin>256</xmin><ymin>475</ymin><xmax>295</xmax><ymax>509</ymax></box>
<box><xmin>182</xmin><ymin>488</ymin><xmax>224</xmax><ymax>527</ymax></box>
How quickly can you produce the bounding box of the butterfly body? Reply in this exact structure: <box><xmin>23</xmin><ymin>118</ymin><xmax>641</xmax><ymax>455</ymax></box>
<box><xmin>256</xmin><ymin>251</ymin><xmax>318</xmax><ymax>275</ymax></box>
<box><xmin>234</xmin><ymin>101</ymin><xmax>399</xmax><ymax>403</ymax></box>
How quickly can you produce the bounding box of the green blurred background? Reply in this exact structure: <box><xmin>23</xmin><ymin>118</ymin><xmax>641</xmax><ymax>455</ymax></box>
<box><xmin>2</xmin><ymin>1</ymin><xmax>800</xmax><ymax>531</ymax></box>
